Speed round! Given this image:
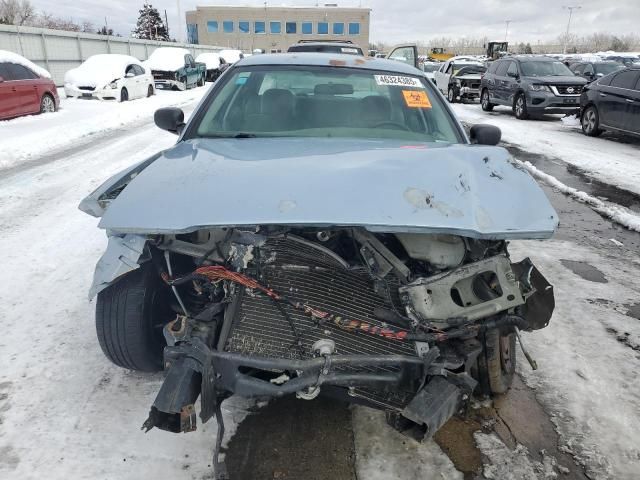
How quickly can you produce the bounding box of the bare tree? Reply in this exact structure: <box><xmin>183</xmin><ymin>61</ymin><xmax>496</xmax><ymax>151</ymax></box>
<box><xmin>0</xmin><ymin>0</ymin><xmax>34</xmax><ymax>25</ymax></box>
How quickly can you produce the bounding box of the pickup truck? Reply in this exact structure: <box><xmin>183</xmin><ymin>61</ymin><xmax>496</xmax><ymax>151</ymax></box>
<box><xmin>144</xmin><ymin>47</ymin><xmax>206</xmax><ymax>91</ymax></box>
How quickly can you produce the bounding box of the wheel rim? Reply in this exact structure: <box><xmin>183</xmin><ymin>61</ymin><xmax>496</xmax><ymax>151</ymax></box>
<box><xmin>42</xmin><ymin>96</ymin><xmax>55</xmax><ymax>112</ymax></box>
<box><xmin>516</xmin><ymin>97</ymin><xmax>524</xmax><ymax>116</ymax></box>
<box><xmin>583</xmin><ymin>109</ymin><xmax>596</xmax><ymax>132</ymax></box>
<box><xmin>448</xmin><ymin>89</ymin><xmax>454</xmax><ymax>101</ymax></box>
<box><xmin>482</xmin><ymin>91</ymin><xmax>488</xmax><ymax>107</ymax></box>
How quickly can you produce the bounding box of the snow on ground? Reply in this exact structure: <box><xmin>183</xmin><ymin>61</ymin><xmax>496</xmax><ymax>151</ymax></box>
<box><xmin>0</xmin><ymin>86</ymin><xmax>208</xmax><ymax>172</ymax></box>
<box><xmin>352</xmin><ymin>406</ymin><xmax>462</xmax><ymax>480</ymax></box>
<box><xmin>450</xmin><ymin>103</ymin><xmax>640</xmax><ymax>197</ymax></box>
<box><xmin>508</xmin><ymin>239</ymin><xmax>640</xmax><ymax>480</ymax></box>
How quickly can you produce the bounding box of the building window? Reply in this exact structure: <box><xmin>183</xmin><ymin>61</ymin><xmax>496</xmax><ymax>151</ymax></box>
<box><xmin>223</xmin><ymin>20</ymin><xmax>233</xmax><ymax>33</ymax></box>
<box><xmin>270</xmin><ymin>21</ymin><xmax>281</xmax><ymax>34</ymax></box>
<box><xmin>187</xmin><ymin>23</ymin><xmax>199</xmax><ymax>44</ymax></box>
<box><xmin>302</xmin><ymin>22</ymin><xmax>313</xmax><ymax>34</ymax></box>
<box><xmin>348</xmin><ymin>22</ymin><xmax>360</xmax><ymax>35</ymax></box>
<box><xmin>239</xmin><ymin>21</ymin><xmax>249</xmax><ymax>33</ymax></box>
<box><xmin>333</xmin><ymin>22</ymin><xmax>344</xmax><ymax>35</ymax></box>
<box><xmin>317</xmin><ymin>22</ymin><xmax>328</xmax><ymax>34</ymax></box>
<box><xmin>255</xmin><ymin>21</ymin><xmax>265</xmax><ymax>34</ymax></box>
<box><xmin>206</xmin><ymin>21</ymin><xmax>218</xmax><ymax>33</ymax></box>
<box><xmin>286</xmin><ymin>21</ymin><xmax>296</xmax><ymax>34</ymax></box>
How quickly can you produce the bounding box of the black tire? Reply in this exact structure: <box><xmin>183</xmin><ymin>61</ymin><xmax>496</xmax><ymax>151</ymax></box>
<box><xmin>478</xmin><ymin>328</ymin><xmax>516</xmax><ymax>395</ymax></box>
<box><xmin>95</xmin><ymin>264</ymin><xmax>173</xmax><ymax>372</ymax></box>
<box><xmin>40</xmin><ymin>93</ymin><xmax>56</xmax><ymax>113</ymax></box>
<box><xmin>481</xmin><ymin>89</ymin><xmax>494</xmax><ymax>111</ymax></box>
<box><xmin>514</xmin><ymin>93</ymin><xmax>529</xmax><ymax>120</ymax></box>
<box><xmin>120</xmin><ymin>87</ymin><xmax>129</xmax><ymax>102</ymax></box>
<box><xmin>581</xmin><ymin>105</ymin><xmax>603</xmax><ymax>137</ymax></box>
<box><xmin>147</xmin><ymin>84</ymin><xmax>154</xmax><ymax>97</ymax></box>
<box><xmin>447</xmin><ymin>87</ymin><xmax>457</xmax><ymax>103</ymax></box>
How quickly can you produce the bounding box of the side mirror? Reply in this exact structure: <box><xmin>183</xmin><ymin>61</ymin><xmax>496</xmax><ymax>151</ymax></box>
<box><xmin>470</xmin><ymin>124</ymin><xmax>501</xmax><ymax>146</ymax></box>
<box><xmin>154</xmin><ymin>107</ymin><xmax>185</xmax><ymax>135</ymax></box>
<box><xmin>507</xmin><ymin>71</ymin><xmax>518</xmax><ymax>79</ymax></box>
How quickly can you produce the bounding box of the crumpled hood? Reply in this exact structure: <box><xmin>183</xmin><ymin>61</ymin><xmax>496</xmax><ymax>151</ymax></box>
<box><xmin>95</xmin><ymin>137</ymin><xmax>558</xmax><ymax>239</ymax></box>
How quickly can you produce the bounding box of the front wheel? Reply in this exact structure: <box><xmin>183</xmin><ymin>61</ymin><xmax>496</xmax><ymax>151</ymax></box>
<box><xmin>581</xmin><ymin>105</ymin><xmax>603</xmax><ymax>137</ymax></box>
<box><xmin>477</xmin><ymin>328</ymin><xmax>516</xmax><ymax>395</ymax></box>
<box><xmin>481</xmin><ymin>89</ymin><xmax>494</xmax><ymax>111</ymax></box>
<box><xmin>95</xmin><ymin>264</ymin><xmax>173</xmax><ymax>372</ymax></box>
<box><xmin>147</xmin><ymin>84</ymin><xmax>154</xmax><ymax>97</ymax></box>
<box><xmin>120</xmin><ymin>87</ymin><xmax>129</xmax><ymax>102</ymax></box>
<box><xmin>514</xmin><ymin>93</ymin><xmax>529</xmax><ymax>120</ymax></box>
<box><xmin>40</xmin><ymin>94</ymin><xmax>56</xmax><ymax>113</ymax></box>
<box><xmin>447</xmin><ymin>87</ymin><xmax>457</xmax><ymax>103</ymax></box>
<box><xmin>197</xmin><ymin>75</ymin><xmax>205</xmax><ymax>87</ymax></box>
<box><xmin>179</xmin><ymin>77</ymin><xmax>187</xmax><ymax>90</ymax></box>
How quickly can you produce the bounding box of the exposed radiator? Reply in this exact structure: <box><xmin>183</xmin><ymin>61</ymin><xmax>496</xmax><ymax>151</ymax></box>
<box><xmin>224</xmin><ymin>235</ymin><xmax>417</xmax><ymax>366</ymax></box>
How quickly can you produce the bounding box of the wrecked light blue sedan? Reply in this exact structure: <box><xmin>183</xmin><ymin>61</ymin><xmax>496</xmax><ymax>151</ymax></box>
<box><xmin>80</xmin><ymin>52</ymin><xmax>558</xmax><ymax>474</ymax></box>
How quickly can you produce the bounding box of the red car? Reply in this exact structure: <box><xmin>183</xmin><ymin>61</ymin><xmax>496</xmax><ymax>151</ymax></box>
<box><xmin>0</xmin><ymin>54</ymin><xmax>59</xmax><ymax>120</ymax></box>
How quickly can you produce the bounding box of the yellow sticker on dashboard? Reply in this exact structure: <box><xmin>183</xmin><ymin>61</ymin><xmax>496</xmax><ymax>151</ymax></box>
<box><xmin>402</xmin><ymin>90</ymin><xmax>432</xmax><ymax>108</ymax></box>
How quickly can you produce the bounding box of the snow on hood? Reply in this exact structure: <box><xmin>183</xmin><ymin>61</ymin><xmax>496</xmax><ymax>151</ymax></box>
<box><xmin>144</xmin><ymin>47</ymin><xmax>191</xmax><ymax>71</ymax></box>
<box><xmin>195</xmin><ymin>52</ymin><xmax>222</xmax><ymax>69</ymax></box>
<box><xmin>64</xmin><ymin>54</ymin><xmax>142</xmax><ymax>88</ymax></box>
<box><xmin>219</xmin><ymin>49</ymin><xmax>243</xmax><ymax>63</ymax></box>
<box><xmin>94</xmin><ymin>137</ymin><xmax>559</xmax><ymax>239</ymax></box>
<box><xmin>0</xmin><ymin>49</ymin><xmax>51</xmax><ymax>78</ymax></box>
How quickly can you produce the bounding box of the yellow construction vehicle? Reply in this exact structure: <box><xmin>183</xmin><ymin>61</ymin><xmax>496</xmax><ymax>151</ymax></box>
<box><xmin>428</xmin><ymin>47</ymin><xmax>455</xmax><ymax>62</ymax></box>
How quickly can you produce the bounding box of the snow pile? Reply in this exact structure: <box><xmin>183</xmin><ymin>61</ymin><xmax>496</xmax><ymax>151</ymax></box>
<box><xmin>559</xmin><ymin>114</ymin><xmax>580</xmax><ymax>128</ymax></box>
<box><xmin>352</xmin><ymin>406</ymin><xmax>462</xmax><ymax>479</ymax></box>
<box><xmin>0</xmin><ymin>87</ymin><xmax>208</xmax><ymax>171</ymax></box>
<box><xmin>196</xmin><ymin>52</ymin><xmax>222</xmax><ymax>70</ymax></box>
<box><xmin>64</xmin><ymin>54</ymin><xmax>144</xmax><ymax>88</ymax></box>
<box><xmin>510</xmin><ymin>239</ymin><xmax>640</xmax><ymax>479</ymax></box>
<box><xmin>219</xmin><ymin>49</ymin><xmax>244</xmax><ymax>64</ymax></box>
<box><xmin>474</xmin><ymin>433</ymin><xmax>559</xmax><ymax>479</ymax></box>
<box><xmin>515</xmin><ymin>158</ymin><xmax>640</xmax><ymax>232</ymax></box>
<box><xmin>144</xmin><ymin>47</ymin><xmax>191</xmax><ymax>71</ymax></box>
<box><xmin>0</xmin><ymin>49</ymin><xmax>51</xmax><ymax>78</ymax></box>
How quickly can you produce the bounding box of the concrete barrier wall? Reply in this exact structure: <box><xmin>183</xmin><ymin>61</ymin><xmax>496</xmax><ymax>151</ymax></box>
<box><xmin>0</xmin><ymin>24</ymin><xmax>224</xmax><ymax>85</ymax></box>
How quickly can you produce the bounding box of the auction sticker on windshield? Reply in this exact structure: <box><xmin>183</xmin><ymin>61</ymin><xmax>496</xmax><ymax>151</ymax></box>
<box><xmin>402</xmin><ymin>90</ymin><xmax>432</xmax><ymax>108</ymax></box>
<box><xmin>374</xmin><ymin>75</ymin><xmax>422</xmax><ymax>87</ymax></box>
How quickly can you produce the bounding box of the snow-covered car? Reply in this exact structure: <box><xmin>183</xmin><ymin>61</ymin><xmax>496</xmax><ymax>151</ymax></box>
<box><xmin>195</xmin><ymin>52</ymin><xmax>229</xmax><ymax>82</ymax></box>
<box><xmin>434</xmin><ymin>57</ymin><xmax>486</xmax><ymax>101</ymax></box>
<box><xmin>64</xmin><ymin>54</ymin><xmax>154</xmax><ymax>102</ymax></box>
<box><xmin>0</xmin><ymin>50</ymin><xmax>59</xmax><ymax>120</ymax></box>
<box><xmin>144</xmin><ymin>47</ymin><xmax>206</xmax><ymax>91</ymax></box>
<box><xmin>80</xmin><ymin>53</ymin><xmax>557</xmax><ymax>473</ymax></box>
<box><xmin>218</xmin><ymin>49</ymin><xmax>244</xmax><ymax>64</ymax></box>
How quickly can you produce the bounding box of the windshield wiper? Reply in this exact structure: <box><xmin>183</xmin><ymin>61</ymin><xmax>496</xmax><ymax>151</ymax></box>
<box><xmin>205</xmin><ymin>132</ymin><xmax>258</xmax><ymax>138</ymax></box>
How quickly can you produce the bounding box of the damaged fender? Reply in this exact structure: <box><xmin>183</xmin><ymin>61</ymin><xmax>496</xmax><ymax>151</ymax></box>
<box><xmin>89</xmin><ymin>234</ymin><xmax>147</xmax><ymax>299</ymax></box>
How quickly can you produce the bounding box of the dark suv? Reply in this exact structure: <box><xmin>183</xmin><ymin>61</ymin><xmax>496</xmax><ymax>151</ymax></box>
<box><xmin>480</xmin><ymin>56</ymin><xmax>587</xmax><ymax>119</ymax></box>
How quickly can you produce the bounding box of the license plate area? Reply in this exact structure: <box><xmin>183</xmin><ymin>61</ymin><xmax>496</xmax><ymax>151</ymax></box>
<box><xmin>563</xmin><ymin>97</ymin><xmax>578</xmax><ymax>104</ymax></box>
<box><xmin>81</xmin><ymin>93</ymin><xmax>92</xmax><ymax>98</ymax></box>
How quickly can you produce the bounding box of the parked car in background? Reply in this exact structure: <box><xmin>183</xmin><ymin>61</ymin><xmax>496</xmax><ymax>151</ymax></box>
<box><xmin>480</xmin><ymin>56</ymin><xmax>587</xmax><ymax>119</ymax></box>
<box><xmin>580</xmin><ymin>67</ymin><xmax>640</xmax><ymax>137</ymax></box>
<box><xmin>80</xmin><ymin>54</ymin><xmax>556</xmax><ymax>472</ymax></box>
<box><xmin>195</xmin><ymin>53</ymin><xmax>229</xmax><ymax>82</ymax></box>
<box><xmin>144</xmin><ymin>47</ymin><xmax>206</xmax><ymax>91</ymax></box>
<box><xmin>287</xmin><ymin>40</ymin><xmax>363</xmax><ymax>56</ymax></box>
<box><xmin>64</xmin><ymin>54</ymin><xmax>154</xmax><ymax>102</ymax></box>
<box><xmin>603</xmin><ymin>55</ymin><xmax>640</xmax><ymax>68</ymax></box>
<box><xmin>421</xmin><ymin>61</ymin><xmax>441</xmax><ymax>83</ymax></box>
<box><xmin>0</xmin><ymin>50</ymin><xmax>58</xmax><ymax>120</ymax></box>
<box><xmin>219</xmin><ymin>49</ymin><xmax>244</xmax><ymax>64</ymax></box>
<box><xmin>434</xmin><ymin>56</ymin><xmax>485</xmax><ymax>100</ymax></box>
<box><xmin>570</xmin><ymin>61</ymin><xmax>624</xmax><ymax>83</ymax></box>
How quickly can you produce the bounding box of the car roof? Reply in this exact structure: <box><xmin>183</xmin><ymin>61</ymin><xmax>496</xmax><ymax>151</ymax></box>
<box><xmin>289</xmin><ymin>42</ymin><xmax>361</xmax><ymax>48</ymax></box>
<box><xmin>235</xmin><ymin>52</ymin><xmax>421</xmax><ymax>74</ymax></box>
<box><xmin>509</xmin><ymin>55</ymin><xmax>558</xmax><ymax>62</ymax></box>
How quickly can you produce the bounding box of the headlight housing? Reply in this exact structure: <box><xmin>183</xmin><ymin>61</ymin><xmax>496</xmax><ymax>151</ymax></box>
<box><xmin>529</xmin><ymin>84</ymin><xmax>550</xmax><ymax>92</ymax></box>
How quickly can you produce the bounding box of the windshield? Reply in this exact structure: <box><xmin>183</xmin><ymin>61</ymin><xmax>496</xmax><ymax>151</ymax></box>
<box><xmin>520</xmin><ymin>61</ymin><xmax>573</xmax><ymax>76</ymax></box>
<box><xmin>595</xmin><ymin>63</ymin><xmax>624</xmax><ymax>75</ymax></box>
<box><xmin>452</xmin><ymin>63</ymin><xmax>483</xmax><ymax>74</ymax></box>
<box><xmin>191</xmin><ymin>66</ymin><xmax>463</xmax><ymax>143</ymax></box>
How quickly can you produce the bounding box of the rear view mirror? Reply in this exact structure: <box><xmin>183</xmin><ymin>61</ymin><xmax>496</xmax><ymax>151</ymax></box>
<box><xmin>155</xmin><ymin>107</ymin><xmax>185</xmax><ymax>135</ymax></box>
<box><xmin>470</xmin><ymin>124</ymin><xmax>501</xmax><ymax>146</ymax></box>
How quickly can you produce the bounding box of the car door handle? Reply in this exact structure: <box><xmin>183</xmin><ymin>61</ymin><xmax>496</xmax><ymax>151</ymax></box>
<box><xmin>626</xmin><ymin>98</ymin><xmax>634</xmax><ymax>103</ymax></box>
<box><xmin>599</xmin><ymin>93</ymin><xmax>607</xmax><ymax>97</ymax></box>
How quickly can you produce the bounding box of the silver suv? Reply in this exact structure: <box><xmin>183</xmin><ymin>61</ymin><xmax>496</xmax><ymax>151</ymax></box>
<box><xmin>480</xmin><ymin>56</ymin><xmax>587</xmax><ymax>119</ymax></box>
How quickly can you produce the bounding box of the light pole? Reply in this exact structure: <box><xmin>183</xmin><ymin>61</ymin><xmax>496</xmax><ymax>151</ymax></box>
<box><xmin>504</xmin><ymin>20</ymin><xmax>512</xmax><ymax>42</ymax></box>
<box><xmin>176</xmin><ymin>0</ymin><xmax>183</xmax><ymax>42</ymax></box>
<box><xmin>562</xmin><ymin>5</ymin><xmax>581</xmax><ymax>54</ymax></box>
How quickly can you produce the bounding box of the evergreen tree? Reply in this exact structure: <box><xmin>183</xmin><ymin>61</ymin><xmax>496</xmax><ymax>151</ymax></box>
<box><xmin>524</xmin><ymin>43</ymin><xmax>533</xmax><ymax>54</ymax></box>
<box><xmin>97</xmin><ymin>26</ymin><xmax>114</xmax><ymax>35</ymax></box>
<box><xmin>131</xmin><ymin>2</ymin><xmax>169</xmax><ymax>41</ymax></box>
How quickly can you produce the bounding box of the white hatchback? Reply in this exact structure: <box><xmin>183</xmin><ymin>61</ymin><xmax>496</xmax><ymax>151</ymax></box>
<box><xmin>64</xmin><ymin>54</ymin><xmax>154</xmax><ymax>102</ymax></box>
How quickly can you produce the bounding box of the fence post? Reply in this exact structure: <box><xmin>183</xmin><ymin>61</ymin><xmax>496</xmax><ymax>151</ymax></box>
<box><xmin>76</xmin><ymin>34</ymin><xmax>83</xmax><ymax>62</ymax></box>
<box><xmin>16</xmin><ymin>25</ymin><xmax>24</xmax><ymax>56</ymax></box>
<box><xmin>144</xmin><ymin>42</ymin><xmax>149</xmax><ymax>59</ymax></box>
<box><xmin>106</xmin><ymin>35</ymin><xmax>111</xmax><ymax>53</ymax></box>
<box><xmin>40</xmin><ymin>32</ymin><xmax>51</xmax><ymax>73</ymax></box>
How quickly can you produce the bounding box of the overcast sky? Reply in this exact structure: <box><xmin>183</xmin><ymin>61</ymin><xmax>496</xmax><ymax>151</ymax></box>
<box><xmin>29</xmin><ymin>0</ymin><xmax>640</xmax><ymax>44</ymax></box>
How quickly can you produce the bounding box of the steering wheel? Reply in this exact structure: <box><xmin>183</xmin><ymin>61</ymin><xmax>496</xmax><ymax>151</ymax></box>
<box><xmin>372</xmin><ymin>121</ymin><xmax>410</xmax><ymax>131</ymax></box>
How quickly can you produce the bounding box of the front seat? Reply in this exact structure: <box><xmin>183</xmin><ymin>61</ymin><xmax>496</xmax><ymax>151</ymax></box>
<box><xmin>360</xmin><ymin>95</ymin><xmax>391</xmax><ymax>126</ymax></box>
